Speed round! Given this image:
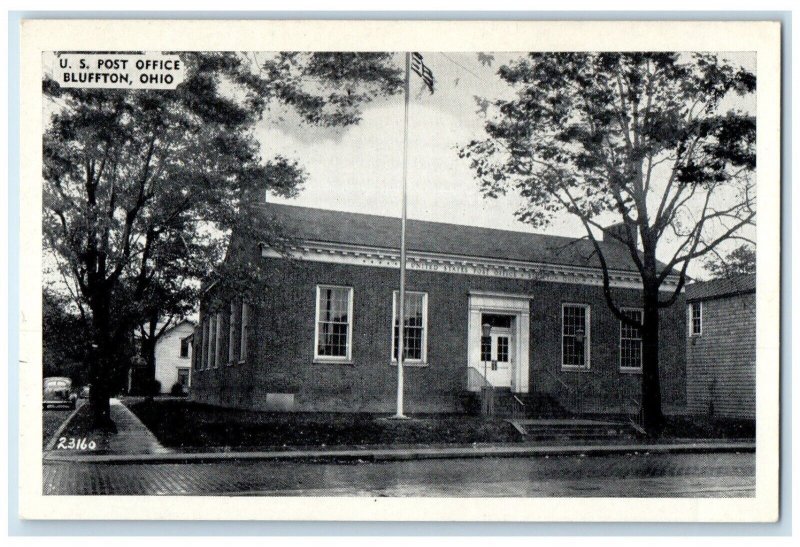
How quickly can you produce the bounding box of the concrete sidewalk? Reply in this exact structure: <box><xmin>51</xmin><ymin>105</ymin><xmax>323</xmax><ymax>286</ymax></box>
<box><xmin>48</xmin><ymin>398</ymin><xmax>172</xmax><ymax>456</ymax></box>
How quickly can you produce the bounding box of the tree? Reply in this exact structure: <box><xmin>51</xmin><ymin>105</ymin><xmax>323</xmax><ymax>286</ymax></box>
<box><xmin>703</xmin><ymin>243</ymin><xmax>756</xmax><ymax>279</ymax></box>
<box><xmin>460</xmin><ymin>53</ymin><xmax>755</xmax><ymax>433</ymax></box>
<box><xmin>42</xmin><ymin>288</ymin><xmax>92</xmax><ymax>385</ymax></box>
<box><xmin>44</xmin><ymin>52</ymin><xmax>403</xmax><ymax>426</ymax></box>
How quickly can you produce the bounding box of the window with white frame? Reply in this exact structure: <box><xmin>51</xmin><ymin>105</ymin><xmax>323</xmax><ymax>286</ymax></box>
<box><xmin>619</xmin><ymin>308</ymin><xmax>643</xmax><ymax>371</ymax></box>
<box><xmin>240</xmin><ymin>302</ymin><xmax>249</xmax><ymax>363</ymax></box>
<box><xmin>562</xmin><ymin>304</ymin><xmax>590</xmax><ymax>369</ymax></box>
<box><xmin>315</xmin><ymin>286</ymin><xmax>353</xmax><ymax>361</ymax></box>
<box><xmin>391</xmin><ymin>291</ymin><xmax>428</xmax><ymax>364</ymax></box>
<box><xmin>690</xmin><ymin>301</ymin><xmax>702</xmax><ymax>336</ymax></box>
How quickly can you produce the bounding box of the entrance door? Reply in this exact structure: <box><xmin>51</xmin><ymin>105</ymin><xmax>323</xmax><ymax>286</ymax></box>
<box><xmin>480</xmin><ymin>327</ymin><xmax>513</xmax><ymax>387</ymax></box>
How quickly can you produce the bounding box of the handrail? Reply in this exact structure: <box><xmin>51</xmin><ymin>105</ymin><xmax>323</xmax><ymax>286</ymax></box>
<box><xmin>511</xmin><ymin>394</ymin><xmax>526</xmax><ymax>419</ymax></box>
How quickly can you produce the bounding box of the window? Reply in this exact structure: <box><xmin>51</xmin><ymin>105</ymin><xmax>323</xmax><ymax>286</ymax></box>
<box><xmin>562</xmin><ymin>304</ymin><xmax>590</xmax><ymax>369</ymax></box>
<box><xmin>228</xmin><ymin>302</ymin><xmax>237</xmax><ymax>365</ymax></box>
<box><xmin>391</xmin><ymin>291</ymin><xmax>428</xmax><ymax>364</ymax></box>
<box><xmin>206</xmin><ymin>316</ymin><xmax>214</xmax><ymax>369</ymax></box>
<box><xmin>177</xmin><ymin>368</ymin><xmax>190</xmax><ymax>387</ymax></box>
<box><xmin>497</xmin><ymin>336</ymin><xmax>509</xmax><ymax>363</ymax></box>
<box><xmin>214</xmin><ymin>312</ymin><xmax>223</xmax><ymax>367</ymax></box>
<box><xmin>480</xmin><ymin>335</ymin><xmax>491</xmax><ymax>362</ymax></box>
<box><xmin>180</xmin><ymin>337</ymin><xmax>190</xmax><ymax>358</ymax></box>
<box><xmin>315</xmin><ymin>286</ymin><xmax>353</xmax><ymax>361</ymax></box>
<box><xmin>240</xmin><ymin>303</ymin><xmax>249</xmax><ymax>363</ymax></box>
<box><xmin>690</xmin><ymin>302</ymin><xmax>703</xmax><ymax>336</ymax></box>
<box><xmin>619</xmin><ymin>308</ymin><xmax>643</xmax><ymax>372</ymax></box>
<box><xmin>193</xmin><ymin>326</ymin><xmax>202</xmax><ymax>371</ymax></box>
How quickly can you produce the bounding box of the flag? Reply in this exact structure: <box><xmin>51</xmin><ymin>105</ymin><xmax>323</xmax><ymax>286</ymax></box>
<box><xmin>411</xmin><ymin>52</ymin><xmax>435</xmax><ymax>94</ymax></box>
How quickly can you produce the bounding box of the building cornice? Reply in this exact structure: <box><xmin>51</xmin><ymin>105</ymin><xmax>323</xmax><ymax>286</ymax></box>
<box><xmin>261</xmin><ymin>240</ymin><xmax>682</xmax><ymax>292</ymax></box>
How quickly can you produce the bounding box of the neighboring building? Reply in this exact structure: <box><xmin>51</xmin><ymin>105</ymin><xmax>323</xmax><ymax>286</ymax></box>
<box><xmin>154</xmin><ymin>319</ymin><xmax>195</xmax><ymax>395</ymax></box>
<box><xmin>686</xmin><ymin>273</ymin><xmax>756</xmax><ymax>420</ymax></box>
<box><xmin>191</xmin><ymin>203</ymin><xmax>687</xmax><ymax>415</ymax></box>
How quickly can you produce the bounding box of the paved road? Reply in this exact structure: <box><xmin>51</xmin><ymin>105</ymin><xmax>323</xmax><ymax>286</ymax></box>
<box><xmin>42</xmin><ymin>400</ymin><xmax>84</xmax><ymax>448</ymax></box>
<box><xmin>43</xmin><ymin>451</ymin><xmax>754</xmax><ymax>497</ymax></box>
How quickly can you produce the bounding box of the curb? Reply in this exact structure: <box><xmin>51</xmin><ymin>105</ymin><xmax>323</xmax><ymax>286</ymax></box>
<box><xmin>43</xmin><ymin>441</ymin><xmax>755</xmax><ymax>465</ymax></box>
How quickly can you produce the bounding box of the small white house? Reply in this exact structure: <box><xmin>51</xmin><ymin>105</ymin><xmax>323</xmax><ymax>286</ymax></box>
<box><xmin>154</xmin><ymin>319</ymin><xmax>195</xmax><ymax>394</ymax></box>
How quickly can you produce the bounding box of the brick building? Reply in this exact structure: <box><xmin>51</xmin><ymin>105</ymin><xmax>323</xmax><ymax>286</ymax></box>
<box><xmin>686</xmin><ymin>274</ymin><xmax>756</xmax><ymax>420</ymax></box>
<box><xmin>190</xmin><ymin>203</ymin><xmax>687</xmax><ymax>415</ymax></box>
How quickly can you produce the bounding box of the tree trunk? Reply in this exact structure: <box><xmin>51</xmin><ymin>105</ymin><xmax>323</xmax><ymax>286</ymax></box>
<box><xmin>640</xmin><ymin>286</ymin><xmax>664</xmax><ymax>436</ymax></box>
<box><xmin>87</xmin><ymin>289</ymin><xmax>116</xmax><ymax>430</ymax></box>
<box><xmin>139</xmin><ymin>321</ymin><xmax>158</xmax><ymax>395</ymax></box>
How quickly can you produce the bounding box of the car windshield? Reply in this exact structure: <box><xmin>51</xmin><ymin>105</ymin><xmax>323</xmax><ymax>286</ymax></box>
<box><xmin>45</xmin><ymin>380</ymin><xmax>68</xmax><ymax>388</ymax></box>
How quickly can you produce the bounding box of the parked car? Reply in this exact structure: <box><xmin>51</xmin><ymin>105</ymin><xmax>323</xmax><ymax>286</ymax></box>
<box><xmin>79</xmin><ymin>384</ymin><xmax>91</xmax><ymax>399</ymax></box>
<box><xmin>43</xmin><ymin>377</ymin><xmax>77</xmax><ymax>409</ymax></box>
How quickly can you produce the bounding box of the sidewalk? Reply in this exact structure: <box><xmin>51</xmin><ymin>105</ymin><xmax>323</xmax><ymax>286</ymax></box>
<box><xmin>48</xmin><ymin>398</ymin><xmax>172</xmax><ymax>456</ymax></box>
<box><xmin>44</xmin><ymin>399</ymin><xmax>754</xmax><ymax>464</ymax></box>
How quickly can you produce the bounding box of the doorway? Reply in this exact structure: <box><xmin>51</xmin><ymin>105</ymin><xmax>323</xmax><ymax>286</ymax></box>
<box><xmin>479</xmin><ymin>314</ymin><xmax>514</xmax><ymax>387</ymax></box>
<box><xmin>467</xmin><ymin>292</ymin><xmax>530</xmax><ymax>394</ymax></box>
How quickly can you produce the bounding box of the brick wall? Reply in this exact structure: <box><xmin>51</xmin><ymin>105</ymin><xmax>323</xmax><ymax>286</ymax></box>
<box><xmin>686</xmin><ymin>292</ymin><xmax>756</xmax><ymax>419</ymax></box>
<box><xmin>191</xmin><ymin>253</ymin><xmax>687</xmax><ymax>414</ymax></box>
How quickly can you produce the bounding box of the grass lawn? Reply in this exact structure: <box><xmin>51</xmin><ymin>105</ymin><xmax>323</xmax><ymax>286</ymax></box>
<box><xmin>123</xmin><ymin>398</ymin><xmax>520</xmax><ymax>451</ymax></box>
<box><xmin>660</xmin><ymin>415</ymin><xmax>755</xmax><ymax>440</ymax></box>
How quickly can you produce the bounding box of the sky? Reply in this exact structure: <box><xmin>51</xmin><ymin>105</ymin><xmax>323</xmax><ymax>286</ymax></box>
<box><xmin>257</xmin><ymin>51</ymin><xmax>757</xmax><ymax>279</ymax></box>
<box><xmin>257</xmin><ymin>52</ymin><xmax>530</xmax><ymax>232</ymax></box>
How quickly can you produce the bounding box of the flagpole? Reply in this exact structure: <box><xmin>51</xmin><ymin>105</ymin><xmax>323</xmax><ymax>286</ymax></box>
<box><xmin>393</xmin><ymin>51</ymin><xmax>411</xmax><ymax>420</ymax></box>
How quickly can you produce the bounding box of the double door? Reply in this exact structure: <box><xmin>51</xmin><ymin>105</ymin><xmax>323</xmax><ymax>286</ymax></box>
<box><xmin>480</xmin><ymin>327</ymin><xmax>513</xmax><ymax>387</ymax></box>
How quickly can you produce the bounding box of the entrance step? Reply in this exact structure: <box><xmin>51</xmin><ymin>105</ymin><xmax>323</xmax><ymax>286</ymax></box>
<box><xmin>506</xmin><ymin>418</ymin><xmax>640</xmax><ymax>442</ymax></box>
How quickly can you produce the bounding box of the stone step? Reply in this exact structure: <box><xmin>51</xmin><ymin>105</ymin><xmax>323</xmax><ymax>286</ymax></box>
<box><xmin>507</xmin><ymin>418</ymin><xmax>641</xmax><ymax>441</ymax></box>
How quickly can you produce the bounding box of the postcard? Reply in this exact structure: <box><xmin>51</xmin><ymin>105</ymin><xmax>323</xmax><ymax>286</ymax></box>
<box><xmin>18</xmin><ymin>18</ymin><xmax>781</xmax><ymax>521</ymax></box>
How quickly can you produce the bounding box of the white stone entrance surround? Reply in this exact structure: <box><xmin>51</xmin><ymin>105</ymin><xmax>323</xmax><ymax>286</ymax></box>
<box><xmin>467</xmin><ymin>291</ymin><xmax>530</xmax><ymax>394</ymax></box>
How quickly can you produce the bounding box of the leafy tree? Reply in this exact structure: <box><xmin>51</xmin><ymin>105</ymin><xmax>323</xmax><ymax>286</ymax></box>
<box><xmin>42</xmin><ymin>288</ymin><xmax>92</xmax><ymax>385</ymax></box>
<box><xmin>703</xmin><ymin>243</ymin><xmax>756</xmax><ymax>279</ymax></box>
<box><xmin>460</xmin><ymin>53</ymin><xmax>755</xmax><ymax>433</ymax></box>
<box><xmin>44</xmin><ymin>52</ymin><xmax>403</xmax><ymax>426</ymax></box>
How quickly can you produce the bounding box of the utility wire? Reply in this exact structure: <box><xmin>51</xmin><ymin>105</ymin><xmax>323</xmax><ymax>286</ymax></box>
<box><xmin>436</xmin><ymin>52</ymin><xmax>490</xmax><ymax>83</ymax></box>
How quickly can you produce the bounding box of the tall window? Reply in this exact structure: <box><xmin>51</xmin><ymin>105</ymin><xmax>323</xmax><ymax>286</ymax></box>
<box><xmin>240</xmin><ymin>303</ymin><xmax>249</xmax><ymax>363</ymax></box>
<box><xmin>206</xmin><ymin>316</ymin><xmax>214</xmax><ymax>369</ymax></box>
<box><xmin>690</xmin><ymin>302</ymin><xmax>703</xmax><ymax>336</ymax></box>
<box><xmin>228</xmin><ymin>302</ymin><xmax>237</xmax><ymax>364</ymax></box>
<box><xmin>180</xmin><ymin>336</ymin><xmax>190</xmax><ymax>358</ymax></box>
<box><xmin>315</xmin><ymin>286</ymin><xmax>353</xmax><ymax>361</ymax></box>
<box><xmin>193</xmin><ymin>327</ymin><xmax>202</xmax><ymax>371</ymax></box>
<box><xmin>562</xmin><ymin>304</ymin><xmax>590</xmax><ymax>369</ymax></box>
<box><xmin>619</xmin><ymin>308</ymin><xmax>643</xmax><ymax>372</ymax></box>
<box><xmin>392</xmin><ymin>291</ymin><xmax>428</xmax><ymax>364</ymax></box>
<box><xmin>214</xmin><ymin>312</ymin><xmax>223</xmax><ymax>367</ymax></box>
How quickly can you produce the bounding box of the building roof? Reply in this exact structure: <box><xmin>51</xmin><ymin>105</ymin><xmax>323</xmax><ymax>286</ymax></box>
<box><xmin>158</xmin><ymin>318</ymin><xmax>196</xmax><ymax>338</ymax></box>
<box><xmin>686</xmin><ymin>273</ymin><xmax>756</xmax><ymax>301</ymax></box>
<box><xmin>255</xmin><ymin>203</ymin><xmax>664</xmax><ymax>274</ymax></box>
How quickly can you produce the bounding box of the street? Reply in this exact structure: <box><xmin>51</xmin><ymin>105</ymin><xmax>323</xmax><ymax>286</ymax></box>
<box><xmin>42</xmin><ymin>400</ymin><xmax>85</xmax><ymax>448</ymax></box>
<box><xmin>43</xmin><ymin>451</ymin><xmax>754</xmax><ymax>497</ymax></box>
